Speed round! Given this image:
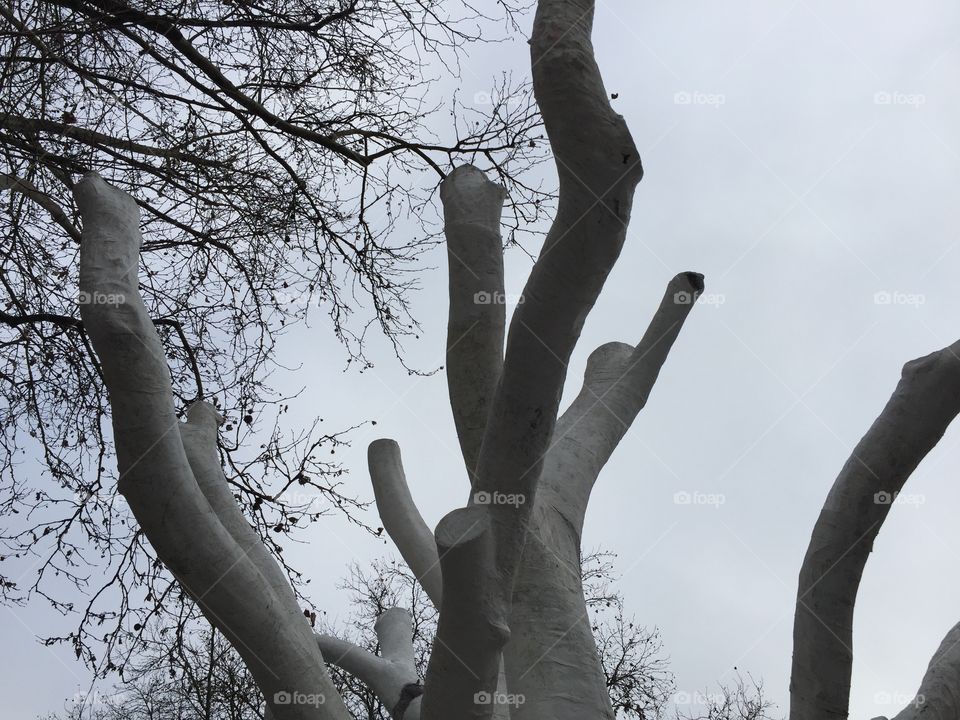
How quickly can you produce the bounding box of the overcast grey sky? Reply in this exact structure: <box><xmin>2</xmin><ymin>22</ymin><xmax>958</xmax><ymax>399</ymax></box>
<box><xmin>6</xmin><ymin>1</ymin><xmax>960</xmax><ymax>718</ymax></box>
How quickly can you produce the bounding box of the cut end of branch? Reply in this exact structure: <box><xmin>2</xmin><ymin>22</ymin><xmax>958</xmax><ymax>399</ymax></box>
<box><xmin>680</xmin><ymin>271</ymin><xmax>705</xmax><ymax>293</ymax></box>
<box><xmin>440</xmin><ymin>165</ymin><xmax>506</xmax><ymax>230</ymax></box>
<box><xmin>435</xmin><ymin>505</ymin><xmax>490</xmax><ymax>552</ymax></box>
<box><xmin>185</xmin><ymin>401</ymin><xmax>225</xmax><ymax>429</ymax></box>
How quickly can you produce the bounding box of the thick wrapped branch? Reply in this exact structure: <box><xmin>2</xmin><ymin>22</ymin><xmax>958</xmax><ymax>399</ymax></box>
<box><xmin>441</xmin><ymin>166</ymin><xmax>506</xmax><ymax>482</ymax></box>
<box><xmin>317</xmin><ymin>609</ymin><xmax>422</xmax><ymax>719</ymax></box>
<box><xmin>422</xmin><ymin>0</ymin><xmax>645</xmax><ymax>714</ymax></box>
<box><xmin>180</xmin><ymin>401</ymin><xmax>310</xmax><ymax>637</ymax></box>
<box><xmin>888</xmin><ymin>622</ymin><xmax>960</xmax><ymax>720</ymax></box>
<box><xmin>540</xmin><ymin>271</ymin><xmax>703</xmax><ymax>535</ymax></box>
<box><xmin>369</xmin><ymin>439</ymin><xmax>442</xmax><ymax>607</ymax></box>
<box><xmin>76</xmin><ymin>172</ymin><xmax>350</xmax><ymax>720</ymax></box>
<box><xmin>790</xmin><ymin>339</ymin><xmax>960</xmax><ymax>720</ymax></box>
<box><xmin>473</xmin><ymin>0</ymin><xmax>644</xmax><ymax>568</ymax></box>
<box><xmin>420</xmin><ymin>506</ymin><xmax>507</xmax><ymax>720</ymax></box>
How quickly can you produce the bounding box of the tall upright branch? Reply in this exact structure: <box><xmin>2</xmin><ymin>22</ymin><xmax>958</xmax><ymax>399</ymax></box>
<box><xmin>442</xmin><ymin>166</ymin><xmax>507</xmax><ymax>483</ymax></box>
<box><xmin>505</xmin><ymin>271</ymin><xmax>702</xmax><ymax>720</ymax></box>
<box><xmin>420</xmin><ymin>0</ymin><xmax>645</xmax><ymax>715</ymax></box>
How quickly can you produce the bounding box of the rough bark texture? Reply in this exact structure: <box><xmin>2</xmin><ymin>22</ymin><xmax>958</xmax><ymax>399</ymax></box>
<box><xmin>76</xmin><ymin>172</ymin><xmax>350</xmax><ymax>720</ymax></box>
<box><xmin>790</xmin><ymin>340</ymin><xmax>960</xmax><ymax>720</ymax></box>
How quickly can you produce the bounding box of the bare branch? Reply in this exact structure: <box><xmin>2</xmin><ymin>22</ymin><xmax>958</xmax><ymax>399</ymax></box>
<box><xmin>0</xmin><ymin>172</ymin><xmax>80</xmax><ymax>242</ymax></box>
<box><xmin>0</xmin><ymin>113</ymin><xmax>222</xmax><ymax>167</ymax></box>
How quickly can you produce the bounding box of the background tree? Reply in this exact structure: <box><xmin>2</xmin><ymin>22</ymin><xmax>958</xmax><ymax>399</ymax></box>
<box><xmin>24</xmin><ymin>0</ymin><xmax>960</xmax><ymax>717</ymax></box>
<box><xmin>0</xmin><ymin>0</ymin><xmax>546</xmax><ymax>676</ymax></box>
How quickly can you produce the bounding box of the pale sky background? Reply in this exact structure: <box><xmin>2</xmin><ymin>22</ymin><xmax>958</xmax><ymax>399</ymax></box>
<box><xmin>5</xmin><ymin>1</ymin><xmax>960</xmax><ymax>718</ymax></box>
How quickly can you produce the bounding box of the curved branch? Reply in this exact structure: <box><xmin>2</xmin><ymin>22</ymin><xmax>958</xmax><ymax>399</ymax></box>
<box><xmin>473</xmin><ymin>0</ymin><xmax>643</xmax><ymax>572</ymax></box>
<box><xmin>179</xmin><ymin>401</ymin><xmax>306</xmax><ymax>633</ymax></box>
<box><xmin>440</xmin><ymin>166</ymin><xmax>506</xmax><ymax>482</ymax></box>
<box><xmin>317</xmin><ymin>609</ymin><xmax>422</xmax><ymax>719</ymax></box>
<box><xmin>789</xmin><ymin>339</ymin><xmax>960</xmax><ymax>720</ymax></box>
<box><xmin>369</xmin><ymin>440</ymin><xmax>442</xmax><ymax>608</ymax></box>
<box><xmin>76</xmin><ymin>172</ymin><xmax>350</xmax><ymax>720</ymax></box>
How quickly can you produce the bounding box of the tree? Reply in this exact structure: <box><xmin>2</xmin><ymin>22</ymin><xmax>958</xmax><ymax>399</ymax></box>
<box><xmin>36</xmin><ymin>0</ymin><xmax>960</xmax><ymax>718</ymax></box>
<box><xmin>0</xmin><ymin>0</ymin><xmax>545</xmax><ymax>672</ymax></box>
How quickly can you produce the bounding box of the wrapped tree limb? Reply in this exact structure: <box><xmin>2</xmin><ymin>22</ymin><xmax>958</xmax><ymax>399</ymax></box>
<box><xmin>422</xmin><ymin>0</ymin><xmax>646</xmax><ymax>714</ymax></box>
<box><xmin>179</xmin><ymin>401</ymin><xmax>313</xmax><ymax>644</ymax></box>
<box><xmin>505</xmin><ymin>272</ymin><xmax>702</xmax><ymax>720</ymax></box>
<box><xmin>369</xmin><ymin>439</ymin><xmax>443</xmax><ymax>607</ymax></box>
<box><xmin>889</xmin><ymin>621</ymin><xmax>960</xmax><ymax>720</ymax></box>
<box><xmin>76</xmin><ymin>172</ymin><xmax>350</xmax><ymax>720</ymax></box>
<box><xmin>789</xmin><ymin>340</ymin><xmax>960</xmax><ymax>720</ymax></box>
<box><xmin>442</xmin><ymin>166</ymin><xmax>507</xmax><ymax>483</ymax></box>
<box><xmin>540</xmin><ymin>271</ymin><xmax>703</xmax><ymax>535</ymax></box>
<box><xmin>317</xmin><ymin>608</ymin><xmax>423</xmax><ymax>719</ymax></box>
<box><xmin>420</xmin><ymin>506</ymin><xmax>508</xmax><ymax>720</ymax></box>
